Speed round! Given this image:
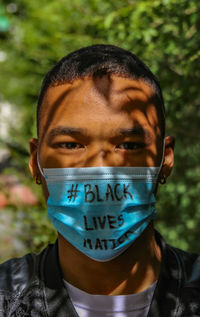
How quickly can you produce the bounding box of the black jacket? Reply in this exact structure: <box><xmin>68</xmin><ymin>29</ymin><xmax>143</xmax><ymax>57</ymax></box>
<box><xmin>0</xmin><ymin>232</ymin><xmax>200</xmax><ymax>317</ymax></box>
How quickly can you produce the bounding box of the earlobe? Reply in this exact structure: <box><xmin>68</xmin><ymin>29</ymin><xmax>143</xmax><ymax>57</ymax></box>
<box><xmin>160</xmin><ymin>136</ymin><xmax>175</xmax><ymax>180</ymax></box>
<box><xmin>29</xmin><ymin>138</ymin><xmax>39</xmax><ymax>178</ymax></box>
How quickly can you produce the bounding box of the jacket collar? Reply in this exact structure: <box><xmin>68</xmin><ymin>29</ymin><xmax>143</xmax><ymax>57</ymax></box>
<box><xmin>39</xmin><ymin>241</ymin><xmax>78</xmax><ymax>316</ymax></box>
<box><xmin>148</xmin><ymin>231</ymin><xmax>182</xmax><ymax>316</ymax></box>
<box><xmin>40</xmin><ymin>232</ymin><xmax>182</xmax><ymax>316</ymax></box>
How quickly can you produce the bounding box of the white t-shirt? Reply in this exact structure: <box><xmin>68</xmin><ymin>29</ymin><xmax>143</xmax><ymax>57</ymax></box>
<box><xmin>64</xmin><ymin>280</ymin><xmax>156</xmax><ymax>317</ymax></box>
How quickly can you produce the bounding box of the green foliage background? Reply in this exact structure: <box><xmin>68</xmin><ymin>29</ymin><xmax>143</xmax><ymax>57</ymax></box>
<box><xmin>0</xmin><ymin>0</ymin><xmax>200</xmax><ymax>260</ymax></box>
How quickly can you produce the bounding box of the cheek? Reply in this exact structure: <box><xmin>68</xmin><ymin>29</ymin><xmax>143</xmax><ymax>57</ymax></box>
<box><xmin>153</xmin><ymin>139</ymin><xmax>164</xmax><ymax>166</ymax></box>
<box><xmin>123</xmin><ymin>150</ymin><xmax>157</xmax><ymax>167</ymax></box>
<box><xmin>145</xmin><ymin>147</ymin><xmax>159</xmax><ymax>166</ymax></box>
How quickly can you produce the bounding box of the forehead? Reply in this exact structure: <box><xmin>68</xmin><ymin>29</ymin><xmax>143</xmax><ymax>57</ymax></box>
<box><xmin>39</xmin><ymin>75</ymin><xmax>160</xmax><ymax>137</ymax></box>
<box><xmin>43</xmin><ymin>76</ymin><xmax>155</xmax><ymax>106</ymax></box>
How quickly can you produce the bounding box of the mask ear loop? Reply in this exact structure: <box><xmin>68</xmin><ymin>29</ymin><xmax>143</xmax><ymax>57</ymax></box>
<box><xmin>158</xmin><ymin>138</ymin><xmax>166</xmax><ymax>184</ymax></box>
<box><xmin>37</xmin><ymin>152</ymin><xmax>45</xmax><ymax>178</ymax></box>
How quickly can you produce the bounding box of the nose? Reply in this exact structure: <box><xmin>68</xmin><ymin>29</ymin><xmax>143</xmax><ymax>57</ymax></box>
<box><xmin>85</xmin><ymin>149</ymin><xmax>110</xmax><ymax>167</ymax></box>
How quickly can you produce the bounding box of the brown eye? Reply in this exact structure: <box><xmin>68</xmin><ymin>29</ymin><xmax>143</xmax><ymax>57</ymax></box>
<box><xmin>55</xmin><ymin>142</ymin><xmax>84</xmax><ymax>149</ymax></box>
<box><xmin>117</xmin><ymin>142</ymin><xmax>145</xmax><ymax>150</ymax></box>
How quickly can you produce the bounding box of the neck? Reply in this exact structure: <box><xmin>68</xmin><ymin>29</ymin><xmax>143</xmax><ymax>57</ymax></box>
<box><xmin>58</xmin><ymin>224</ymin><xmax>161</xmax><ymax>295</ymax></box>
<box><xmin>58</xmin><ymin>225</ymin><xmax>161</xmax><ymax>295</ymax></box>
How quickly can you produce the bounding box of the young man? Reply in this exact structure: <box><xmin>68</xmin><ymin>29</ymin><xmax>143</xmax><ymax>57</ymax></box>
<box><xmin>0</xmin><ymin>44</ymin><xmax>200</xmax><ymax>316</ymax></box>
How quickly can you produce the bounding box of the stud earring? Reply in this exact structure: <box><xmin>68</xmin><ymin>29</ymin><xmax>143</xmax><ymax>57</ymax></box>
<box><xmin>159</xmin><ymin>174</ymin><xmax>166</xmax><ymax>185</ymax></box>
<box><xmin>35</xmin><ymin>175</ymin><xmax>42</xmax><ymax>185</ymax></box>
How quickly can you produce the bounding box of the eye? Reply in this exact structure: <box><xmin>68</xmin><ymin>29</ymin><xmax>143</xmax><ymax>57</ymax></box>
<box><xmin>54</xmin><ymin>142</ymin><xmax>84</xmax><ymax>149</ymax></box>
<box><xmin>117</xmin><ymin>142</ymin><xmax>145</xmax><ymax>150</ymax></box>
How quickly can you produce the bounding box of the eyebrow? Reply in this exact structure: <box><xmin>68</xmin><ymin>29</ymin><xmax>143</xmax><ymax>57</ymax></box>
<box><xmin>47</xmin><ymin>126</ymin><xmax>85</xmax><ymax>142</ymax></box>
<box><xmin>119</xmin><ymin>127</ymin><xmax>153</xmax><ymax>141</ymax></box>
<box><xmin>47</xmin><ymin>125</ymin><xmax>153</xmax><ymax>142</ymax></box>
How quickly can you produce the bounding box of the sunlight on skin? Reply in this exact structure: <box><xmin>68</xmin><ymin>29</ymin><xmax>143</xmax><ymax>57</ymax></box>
<box><xmin>29</xmin><ymin>75</ymin><xmax>174</xmax><ymax>295</ymax></box>
<box><xmin>39</xmin><ymin>76</ymin><xmax>162</xmax><ymax>170</ymax></box>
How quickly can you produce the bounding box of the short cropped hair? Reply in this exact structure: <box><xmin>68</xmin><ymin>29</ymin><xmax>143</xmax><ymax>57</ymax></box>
<box><xmin>37</xmin><ymin>44</ymin><xmax>165</xmax><ymax>136</ymax></box>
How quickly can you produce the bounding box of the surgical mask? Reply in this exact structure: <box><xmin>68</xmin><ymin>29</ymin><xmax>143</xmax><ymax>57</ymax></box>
<box><xmin>39</xmin><ymin>161</ymin><xmax>162</xmax><ymax>261</ymax></box>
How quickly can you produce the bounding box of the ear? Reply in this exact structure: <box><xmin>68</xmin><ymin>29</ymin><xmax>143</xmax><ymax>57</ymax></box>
<box><xmin>29</xmin><ymin>138</ymin><xmax>39</xmax><ymax>180</ymax></box>
<box><xmin>161</xmin><ymin>136</ymin><xmax>175</xmax><ymax>179</ymax></box>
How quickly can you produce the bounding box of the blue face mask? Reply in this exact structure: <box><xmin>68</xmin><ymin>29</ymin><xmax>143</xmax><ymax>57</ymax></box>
<box><xmin>42</xmin><ymin>166</ymin><xmax>160</xmax><ymax>262</ymax></box>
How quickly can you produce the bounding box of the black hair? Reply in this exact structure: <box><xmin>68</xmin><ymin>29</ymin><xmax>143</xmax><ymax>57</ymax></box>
<box><xmin>37</xmin><ymin>44</ymin><xmax>165</xmax><ymax>136</ymax></box>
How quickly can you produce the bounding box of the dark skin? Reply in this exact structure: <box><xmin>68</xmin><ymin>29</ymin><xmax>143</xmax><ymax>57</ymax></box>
<box><xmin>29</xmin><ymin>75</ymin><xmax>175</xmax><ymax>295</ymax></box>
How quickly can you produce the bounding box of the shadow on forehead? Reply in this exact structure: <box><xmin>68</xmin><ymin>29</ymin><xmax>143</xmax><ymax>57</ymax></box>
<box><xmin>90</xmin><ymin>74</ymin><xmax>154</xmax><ymax>103</ymax></box>
<box><xmin>38</xmin><ymin>88</ymin><xmax>71</xmax><ymax>146</ymax></box>
<box><xmin>38</xmin><ymin>75</ymin><xmax>164</xmax><ymax>146</ymax></box>
<box><xmin>88</xmin><ymin>75</ymin><xmax>164</xmax><ymax>136</ymax></box>
<box><xmin>91</xmin><ymin>75</ymin><xmax>164</xmax><ymax>138</ymax></box>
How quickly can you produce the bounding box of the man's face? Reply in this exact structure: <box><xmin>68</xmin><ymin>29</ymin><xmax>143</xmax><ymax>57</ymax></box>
<box><xmin>30</xmin><ymin>75</ymin><xmax>172</xmax><ymax>198</ymax></box>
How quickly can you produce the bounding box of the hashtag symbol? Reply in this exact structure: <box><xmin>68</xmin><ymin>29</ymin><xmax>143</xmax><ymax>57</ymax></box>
<box><xmin>67</xmin><ymin>184</ymin><xmax>80</xmax><ymax>202</ymax></box>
